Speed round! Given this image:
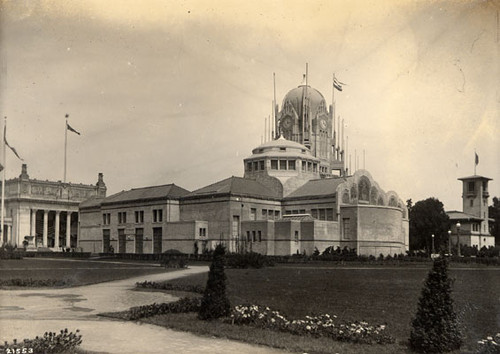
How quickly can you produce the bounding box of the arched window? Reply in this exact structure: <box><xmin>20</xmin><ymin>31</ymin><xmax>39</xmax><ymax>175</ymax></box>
<box><xmin>377</xmin><ymin>196</ymin><xmax>384</xmax><ymax>205</ymax></box>
<box><xmin>389</xmin><ymin>196</ymin><xmax>398</xmax><ymax>207</ymax></box>
<box><xmin>342</xmin><ymin>190</ymin><xmax>350</xmax><ymax>204</ymax></box>
<box><xmin>350</xmin><ymin>184</ymin><xmax>357</xmax><ymax>199</ymax></box>
<box><xmin>358</xmin><ymin>177</ymin><xmax>370</xmax><ymax>201</ymax></box>
<box><xmin>370</xmin><ymin>187</ymin><xmax>378</xmax><ymax>204</ymax></box>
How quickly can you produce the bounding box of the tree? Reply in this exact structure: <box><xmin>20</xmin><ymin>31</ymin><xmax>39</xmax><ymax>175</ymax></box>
<box><xmin>489</xmin><ymin>196</ymin><xmax>500</xmax><ymax>246</ymax></box>
<box><xmin>410</xmin><ymin>257</ymin><xmax>462</xmax><ymax>352</ymax></box>
<box><xmin>409</xmin><ymin>198</ymin><xmax>450</xmax><ymax>252</ymax></box>
<box><xmin>198</xmin><ymin>243</ymin><xmax>231</xmax><ymax>320</ymax></box>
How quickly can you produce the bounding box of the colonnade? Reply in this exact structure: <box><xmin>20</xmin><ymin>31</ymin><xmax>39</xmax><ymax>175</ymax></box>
<box><xmin>31</xmin><ymin>209</ymin><xmax>77</xmax><ymax>248</ymax></box>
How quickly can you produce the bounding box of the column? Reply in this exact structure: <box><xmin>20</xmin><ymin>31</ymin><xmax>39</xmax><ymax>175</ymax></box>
<box><xmin>54</xmin><ymin>211</ymin><xmax>60</xmax><ymax>249</ymax></box>
<box><xmin>66</xmin><ymin>212</ymin><xmax>71</xmax><ymax>248</ymax></box>
<box><xmin>31</xmin><ymin>209</ymin><xmax>37</xmax><ymax>237</ymax></box>
<box><xmin>43</xmin><ymin>210</ymin><xmax>49</xmax><ymax>247</ymax></box>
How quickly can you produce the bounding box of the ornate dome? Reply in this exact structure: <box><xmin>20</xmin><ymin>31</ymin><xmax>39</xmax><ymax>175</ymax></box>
<box><xmin>281</xmin><ymin>85</ymin><xmax>328</xmax><ymax>118</ymax></box>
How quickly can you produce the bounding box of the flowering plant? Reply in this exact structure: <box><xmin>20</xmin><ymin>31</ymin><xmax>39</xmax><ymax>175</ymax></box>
<box><xmin>476</xmin><ymin>333</ymin><xmax>500</xmax><ymax>354</ymax></box>
<box><xmin>227</xmin><ymin>305</ymin><xmax>394</xmax><ymax>344</ymax></box>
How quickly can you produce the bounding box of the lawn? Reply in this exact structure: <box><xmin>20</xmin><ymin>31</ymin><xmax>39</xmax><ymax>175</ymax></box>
<box><xmin>0</xmin><ymin>258</ymin><xmax>169</xmax><ymax>287</ymax></box>
<box><xmin>157</xmin><ymin>263</ymin><xmax>500</xmax><ymax>353</ymax></box>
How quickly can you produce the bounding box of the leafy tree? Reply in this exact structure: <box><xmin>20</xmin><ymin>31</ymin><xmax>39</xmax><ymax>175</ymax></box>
<box><xmin>198</xmin><ymin>243</ymin><xmax>231</xmax><ymax>320</ymax></box>
<box><xmin>489</xmin><ymin>196</ymin><xmax>500</xmax><ymax>246</ymax></box>
<box><xmin>410</xmin><ymin>257</ymin><xmax>462</xmax><ymax>352</ymax></box>
<box><xmin>409</xmin><ymin>198</ymin><xmax>450</xmax><ymax>252</ymax></box>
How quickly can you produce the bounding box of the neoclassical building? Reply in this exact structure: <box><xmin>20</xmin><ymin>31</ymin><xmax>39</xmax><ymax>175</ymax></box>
<box><xmin>78</xmin><ymin>80</ymin><xmax>409</xmax><ymax>256</ymax></box>
<box><xmin>2</xmin><ymin>164</ymin><xmax>106</xmax><ymax>249</ymax></box>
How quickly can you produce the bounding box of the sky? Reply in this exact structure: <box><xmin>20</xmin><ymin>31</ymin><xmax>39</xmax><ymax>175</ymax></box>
<box><xmin>0</xmin><ymin>0</ymin><xmax>498</xmax><ymax>212</ymax></box>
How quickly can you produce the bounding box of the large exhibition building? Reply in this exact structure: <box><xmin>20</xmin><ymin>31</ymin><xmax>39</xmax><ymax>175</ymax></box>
<box><xmin>78</xmin><ymin>79</ymin><xmax>410</xmax><ymax>256</ymax></box>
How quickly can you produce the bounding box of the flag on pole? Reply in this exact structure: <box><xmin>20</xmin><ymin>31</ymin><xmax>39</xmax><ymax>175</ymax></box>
<box><xmin>0</xmin><ymin>163</ymin><xmax>3</xmax><ymax>172</ymax></box>
<box><xmin>67</xmin><ymin>122</ymin><xmax>81</xmax><ymax>135</ymax></box>
<box><xmin>475</xmin><ymin>152</ymin><xmax>479</xmax><ymax>166</ymax></box>
<box><xmin>333</xmin><ymin>77</ymin><xmax>345</xmax><ymax>92</ymax></box>
<box><xmin>4</xmin><ymin>126</ymin><xmax>23</xmax><ymax>160</ymax></box>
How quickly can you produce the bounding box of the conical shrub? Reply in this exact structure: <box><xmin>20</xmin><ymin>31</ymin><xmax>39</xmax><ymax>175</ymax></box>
<box><xmin>410</xmin><ymin>256</ymin><xmax>462</xmax><ymax>352</ymax></box>
<box><xmin>198</xmin><ymin>244</ymin><xmax>231</xmax><ymax>320</ymax></box>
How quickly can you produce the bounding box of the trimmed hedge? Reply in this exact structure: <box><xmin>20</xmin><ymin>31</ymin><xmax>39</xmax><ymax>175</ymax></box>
<box><xmin>136</xmin><ymin>281</ymin><xmax>204</xmax><ymax>294</ymax></box>
<box><xmin>128</xmin><ymin>297</ymin><xmax>201</xmax><ymax>320</ymax></box>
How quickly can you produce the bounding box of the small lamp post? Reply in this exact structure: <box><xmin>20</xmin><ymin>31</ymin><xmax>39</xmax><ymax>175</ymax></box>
<box><xmin>456</xmin><ymin>222</ymin><xmax>461</xmax><ymax>257</ymax></box>
<box><xmin>447</xmin><ymin>230</ymin><xmax>452</xmax><ymax>255</ymax></box>
<box><xmin>431</xmin><ymin>234</ymin><xmax>435</xmax><ymax>255</ymax></box>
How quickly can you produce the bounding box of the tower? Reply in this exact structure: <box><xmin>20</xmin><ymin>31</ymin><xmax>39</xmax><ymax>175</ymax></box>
<box><xmin>276</xmin><ymin>83</ymin><xmax>345</xmax><ymax>177</ymax></box>
<box><xmin>458</xmin><ymin>175</ymin><xmax>492</xmax><ymax>236</ymax></box>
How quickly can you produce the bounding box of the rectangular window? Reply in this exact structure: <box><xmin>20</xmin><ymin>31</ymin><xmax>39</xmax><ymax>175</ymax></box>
<box><xmin>259</xmin><ymin>160</ymin><xmax>265</xmax><ymax>170</ymax></box>
<box><xmin>246</xmin><ymin>162</ymin><xmax>252</xmax><ymax>171</ymax></box>
<box><xmin>319</xmin><ymin>209</ymin><xmax>326</xmax><ymax>220</ymax></box>
<box><xmin>279</xmin><ymin>160</ymin><xmax>287</xmax><ymax>170</ymax></box>
<box><xmin>326</xmin><ymin>208</ymin><xmax>334</xmax><ymax>221</ymax></box>
<box><xmin>153</xmin><ymin>209</ymin><xmax>163</xmax><ymax>223</ymax></box>
<box><xmin>302</xmin><ymin>161</ymin><xmax>306</xmax><ymax>171</ymax></box>
<box><xmin>299</xmin><ymin>209</ymin><xmax>305</xmax><ymax>214</ymax></box>
<box><xmin>258</xmin><ymin>231</ymin><xmax>262</xmax><ymax>242</ymax></box>
<box><xmin>285</xmin><ymin>210</ymin><xmax>292</xmax><ymax>215</ymax></box>
<box><xmin>253</xmin><ymin>161</ymin><xmax>259</xmax><ymax>171</ymax></box>
<box><xmin>250</xmin><ymin>208</ymin><xmax>257</xmax><ymax>220</ymax></box>
<box><xmin>311</xmin><ymin>209</ymin><xmax>318</xmax><ymax>219</ymax></box>
<box><xmin>274</xmin><ymin>210</ymin><xmax>280</xmax><ymax>219</ymax></box>
<box><xmin>468</xmin><ymin>181</ymin><xmax>475</xmax><ymax>192</ymax></box>
<box><xmin>118</xmin><ymin>212</ymin><xmax>127</xmax><ymax>224</ymax></box>
<box><xmin>262</xmin><ymin>209</ymin><xmax>267</xmax><ymax>219</ymax></box>
<box><xmin>294</xmin><ymin>230</ymin><xmax>299</xmax><ymax>243</ymax></box>
<box><xmin>135</xmin><ymin>228</ymin><xmax>144</xmax><ymax>254</ymax></box>
<box><xmin>102</xmin><ymin>213</ymin><xmax>110</xmax><ymax>225</ymax></box>
<box><xmin>313</xmin><ymin>163</ymin><xmax>317</xmax><ymax>172</ymax></box>
<box><xmin>199</xmin><ymin>228</ymin><xmax>206</xmax><ymax>237</ymax></box>
<box><xmin>288</xmin><ymin>160</ymin><xmax>296</xmax><ymax>170</ymax></box>
<box><xmin>252</xmin><ymin>231</ymin><xmax>256</xmax><ymax>242</ymax></box>
<box><xmin>246</xmin><ymin>231</ymin><xmax>251</xmax><ymax>242</ymax></box>
<box><xmin>102</xmin><ymin>229</ymin><xmax>111</xmax><ymax>253</ymax></box>
<box><xmin>308</xmin><ymin>162</ymin><xmax>312</xmax><ymax>171</ymax></box>
<box><xmin>343</xmin><ymin>218</ymin><xmax>351</xmax><ymax>239</ymax></box>
<box><xmin>271</xmin><ymin>160</ymin><xmax>278</xmax><ymax>170</ymax></box>
<box><xmin>470</xmin><ymin>199</ymin><xmax>474</xmax><ymax>207</ymax></box>
<box><xmin>135</xmin><ymin>210</ymin><xmax>144</xmax><ymax>223</ymax></box>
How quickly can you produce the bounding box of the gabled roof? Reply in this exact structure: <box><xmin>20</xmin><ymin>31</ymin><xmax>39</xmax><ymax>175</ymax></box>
<box><xmin>183</xmin><ymin>176</ymin><xmax>281</xmax><ymax>200</ymax></box>
<box><xmin>446</xmin><ymin>210</ymin><xmax>483</xmax><ymax>221</ymax></box>
<box><xmin>102</xmin><ymin>184</ymin><xmax>190</xmax><ymax>205</ymax></box>
<box><xmin>80</xmin><ymin>196</ymin><xmax>105</xmax><ymax>209</ymax></box>
<box><xmin>284</xmin><ymin>178</ymin><xmax>346</xmax><ymax>199</ymax></box>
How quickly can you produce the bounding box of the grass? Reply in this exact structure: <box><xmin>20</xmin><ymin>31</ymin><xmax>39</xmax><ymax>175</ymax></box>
<box><xmin>0</xmin><ymin>258</ymin><xmax>170</xmax><ymax>287</ymax></box>
<box><xmin>148</xmin><ymin>263</ymin><xmax>499</xmax><ymax>353</ymax></box>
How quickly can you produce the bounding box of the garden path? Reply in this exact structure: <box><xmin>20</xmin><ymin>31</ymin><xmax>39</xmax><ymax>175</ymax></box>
<box><xmin>0</xmin><ymin>264</ymin><xmax>286</xmax><ymax>353</ymax></box>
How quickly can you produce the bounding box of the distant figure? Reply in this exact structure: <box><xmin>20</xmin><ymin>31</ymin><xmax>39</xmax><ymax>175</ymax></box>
<box><xmin>109</xmin><ymin>245</ymin><xmax>114</xmax><ymax>253</ymax></box>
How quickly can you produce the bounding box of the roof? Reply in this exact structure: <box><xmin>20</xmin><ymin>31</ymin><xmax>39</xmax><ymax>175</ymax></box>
<box><xmin>284</xmin><ymin>178</ymin><xmax>346</xmax><ymax>199</ymax></box>
<box><xmin>102</xmin><ymin>184</ymin><xmax>190</xmax><ymax>205</ymax></box>
<box><xmin>282</xmin><ymin>214</ymin><xmax>315</xmax><ymax>221</ymax></box>
<box><xmin>80</xmin><ymin>196</ymin><xmax>105</xmax><ymax>209</ymax></box>
<box><xmin>252</xmin><ymin>135</ymin><xmax>310</xmax><ymax>153</ymax></box>
<box><xmin>184</xmin><ymin>176</ymin><xmax>281</xmax><ymax>200</ymax></box>
<box><xmin>282</xmin><ymin>85</ymin><xmax>327</xmax><ymax>119</ymax></box>
<box><xmin>446</xmin><ymin>210</ymin><xmax>484</xmax><ymax>221</ymax></box>
<box><xmin>458</xmin><ymin>175</ymin><xmax>492</xmax><ymax>181</ymax></box>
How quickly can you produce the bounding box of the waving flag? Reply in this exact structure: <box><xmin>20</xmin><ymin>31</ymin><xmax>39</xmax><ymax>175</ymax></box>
<box><xmin>67</xmin><ymin>122</ymin><xmax>81</xmax><ymax>135</ymax></box>
<box><xmin>4</xmin><ymin>125</ymin><xmax>23</xmax><ymax>160</ymax></box>
<box><xmin>333</xmin><ymin>76</ymin><xmax>345</xmax><ymax>92</ymax></box>
<box><xmin>475</xmin><ymin>153</ymin><xmax>479</xmax><ymax>166</ymax></box>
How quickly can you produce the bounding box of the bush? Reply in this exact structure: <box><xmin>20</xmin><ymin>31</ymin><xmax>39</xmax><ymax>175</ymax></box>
<box><xmin>226</xmin><ymin>252</ymin><xmax>273</xmax><ymax>269</ymax></box>
<box><xmin>0</xmin><ymin>278</ymin><xmax>70</xmax><ymax>287</ymax></box>
<box><xmin>198</xmin><ymin>244</ymin><xmax>231</xmax><ymax>320</ymax></box>
<box><xmin>135</xmin><ymin>281</ymin><xmax>204</xmax><ymax>294</ymax></box>
<box><xmin>410</xmin><ymin>257</ymin><xmax>462</xmax><ymax>352</ymax></box>
<box><xmin>0</xmin><ymin>244</ymin><xmax>23</xmax><ymax>260</ymax></box>
<box><xmin>128</xmin><ymin>297</ymin><xmax>201</xmax><ymax>320</ymax></box>
<box><xmin>0</xmin><ymin>328</ymin><xmax>82</xmax><ymax>353</ymax></box>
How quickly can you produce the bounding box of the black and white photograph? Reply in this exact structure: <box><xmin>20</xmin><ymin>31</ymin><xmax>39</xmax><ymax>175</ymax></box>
<box><xmin>0</xmin><ymin>0</ymin><xmax>499</xmax><ymax>353</ymax></box>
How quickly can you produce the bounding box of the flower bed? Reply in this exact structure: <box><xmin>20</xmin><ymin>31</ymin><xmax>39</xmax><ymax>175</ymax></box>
<box><xmin>0</xmin><ymin>329</ymin><xmax>82</xmax><ymax>353</ymax></box>
<box><xmin>128</xmin><ymin>297</ymin><xmax>201</xmax><ymax>320</ymax></box>
<box><xmin>0</xmin><ymin>278</ymin><xmax>71</xmax><ymax>287</ymax></box>
<box><xmin>477</xmin><ymin>333</ymin><xmax>500</xmax><ymax>354</ymax></box>
<box><xmin>136</xmin><ymin>280</ymin><xmax>204</xmax><ymax>294</ymax></box>
<box><xmin>227</xmin><ymin>305</ymin><xmax>394</xmax><ymax>345</ymax></box>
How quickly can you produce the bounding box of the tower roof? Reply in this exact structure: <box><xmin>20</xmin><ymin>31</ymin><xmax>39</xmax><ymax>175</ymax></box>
<box><xmin>458</xmin><ymin>175</ymin><xmax>492</xmax><ymax>181</ymax></box>
<box><xmin>282</xmin><ymin>85</ymin><xmax>327</xmax><ymax>118</ymax></box>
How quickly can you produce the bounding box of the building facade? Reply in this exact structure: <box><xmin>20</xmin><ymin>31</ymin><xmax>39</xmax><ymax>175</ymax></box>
<box><xmin>78</xmin><ymin>81</ymin><xmax>409</xmax><ymax>256</ymax></box>
<box><xmin>447</xmin><ymin>175</ymin><xmax>494</xmax><ymax>249</ymax></box>
<box><xmin>2</xmin><ymin>164</ymin><xmax>106</xmax><ymax>249</ymax></box>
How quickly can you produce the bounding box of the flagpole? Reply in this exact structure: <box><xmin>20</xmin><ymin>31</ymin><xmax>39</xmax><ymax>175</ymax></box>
<box><xmin>1</xmin><ymin>117</ymin><xmax>6</xmax><ymax>244</ymax></box>
<box><xmin>64</xmin><ymin>114</ymin><xmax>68</xmax><ymax>183</ymax></box>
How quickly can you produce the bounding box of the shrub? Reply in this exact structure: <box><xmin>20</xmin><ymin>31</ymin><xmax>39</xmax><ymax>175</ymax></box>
<box><xmin>0</xmin><ymin>278</ymin><xmax>70</xmax><ymax>287</ymax></box>
<box><xmin>410</xmin><ymin>256</ymin><xmax>462</xmax><ymax>353</ymax></box>
<box><xmin>135</xmin><ymin>281</ymin><xmax>204</xmax><ymax>294</ymax></box>
<box><xmin>0</xmin><ymin>328</ymin><xmax>82</xmax><ymax>353</ymax></box>
<box><xmin>128</xmin><ymin>297</ymin><xmax>200</xmax><ymax>320</ymax></box>
<box><xmin>198</xmin><ymin>244</ymin><xmax>231</xmax><ymax>320</ymax></box>
<box><xmin>476</xmin><ymin>333</ymin><xmax>500</xmax><ymax>354</ymax></box>
<box><xmin>0</xmin><ymin>244</ymin><xmax>23</xmax><ymax>260</ymax></box>
<box><xmin>226</xmin><ymin>252</ymin><xmax>272</xmax><ymax>269</ymax></box>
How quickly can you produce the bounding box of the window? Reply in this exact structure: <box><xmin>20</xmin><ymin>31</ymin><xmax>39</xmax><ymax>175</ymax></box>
<box><xmin>102</xmin><ymin>213</ymin><xmax>110</xmax><ymax>225</ymax></box>
<box><xmin>135</xmin><ymin>210</ymin><xmax>144</xmax><ymax>223</ymax></box>
<box><xmin>153</xmin><ymin>209</ymin><xmax>163</xmax><ymax>223</ymax></box>
<box><xmin>262</xmin><ymin>209</ymin><xmax>267</xmax><ymax>218</ymax></box>
<box><xmin>470</xmin><ymin>199</ymin><xmax>474</xmax><ymax>207</ymax></box>
<box><xmin>246</xmin><ymin>231</ymin><xmax>251</xmax><ymax>242</ymax></box>
<box><xmin>288</xmin><ymin>160</ymin><xmax>296</xmax><ymax>170</ymax></box>
<box><xmin>252</xmin><ymin>231</ymin><xmax>256</xmax><ymax>242</ymax></box>
<box><xmin>313</xmin><ymin>163</ymin><xmax>317</xmax><ymax>172</ymax></box>
<box><xmin>343</xmin><ymin>218</ymin><xmax>351</xmax><ymax>239</ymax></box>
<box><xmin>285</xmin><ymin>210</ymin><xmax>292</xmax><ymax>215</ymax></box>
<box><xmin>253</xmin><ymin>161</ymin><xmax>259</xmax><ymax>171</ymax></box>
<box><xmin>199</xmin><ymin>228</ymin><xmax>207</xmax><ymax>237</ymax></box>
<box><xmin>326</xmin><ymin>208</ymin><xmax>334</xmax><ymax>221</ymax></box>
<box><xmin>250</xmin><ymin>208</ymin><xmax>257</xmax><ymax>220</ymax></box>
<box><xmin>259</xmin><ymin>160</ymin><xmax>265</xmax><ymax>170</ymax></box>
<box><xmin>280</xmin><ymin>160</ymin><xmax>287</xmax><ymax>170</ymax></box>
<box><xmin>468</xmin><ymin>181</ymin><xmax>475</xmax><ymax>192</ymax></box>
<box><xmin>258</xmin><ymin>231</ymin><xmax>262</xmax><ymax>242</ymax></box>
<box><xmin>308</xmin><ymin>162</ymin><xmax>312</xmax><ymax>171</ymax></box>
<box><xmin>118</xmin><ymin>212</ymin><xmax>127</xmax><ymax>224</ymax></box>
<box><xmin>294</xmin><ymin>230</ymin><xmax>299</xmax><ymax>243</ymax></box>
<box><xmin>280</xmin><ymin>147</ymin><xmax>286</xmax><ymax>151</ymax></box>
<box><xmin>274</xmin><ymin>210</ymin><xmax>280</xmax><ymax>219</ymax></box>
<box><xmin>271</xmin><ymin>160</ymin><xmax>278</xmax><ymax>170</ymax></box>
<box><xmin>246</xmin><ymin>162</ymin><xmax>252</xmax><ymax>171</ymax></box>
<box><xmin>302</xmin><ymin>161</ymin><xmax>306</xmax><ymax>171</ymax></box>
<box><xmin>311</xmin><ymin>209</ymin><xmax>318</xmax><ymax>219</ymax></box>
<box><xmin>319</xmin><ymin>209</ymin><xmax>326</xmax><ymax>220</ymax></box>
